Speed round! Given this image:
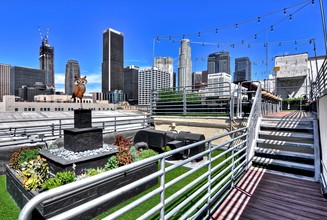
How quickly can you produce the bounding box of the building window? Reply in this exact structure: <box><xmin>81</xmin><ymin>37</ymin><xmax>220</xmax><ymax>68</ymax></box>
<box><xmin>32</xmin><ymin>108</ymin><xmax>35</xmax><ymax>111</ymax></box>
<box><xmin>28</xmin><ymin>108</ymin><xmax>31</xmax><ymax>111</ymax></box>
<box><xmin>15</xmin><ymin>108</ymin><xmax>19</xmax><ymax>111</ymax></box>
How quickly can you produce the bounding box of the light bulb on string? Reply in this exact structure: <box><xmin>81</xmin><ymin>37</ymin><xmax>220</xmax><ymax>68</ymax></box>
<box><xmin>312</xmin><ymin>0</ymin><xmax>314</xmax><ymax>5</ymax></box>
<box><xmin>255</xmin><ymin>34</ymin><xmax>257</xmax><ymax>40</ymax></box>
<box><xmin>217</xmin><ymin>44</ymin><xmax>220</xmax><ymax>48</ymax></box>
<box><xmin>169</xmin><ymin>36</ymin><xmax>171</xmax><ymax>41</ymax></box>
<box><xmin>235</xmin><ymin>24</ymin><xmax>238</xmax><ymax>30</ymax></box>
<box><xmin>284</xmin><ymin>8</ymin><xmax>286</xmax><ymax>15</ymax></box>
<box><xmin>198</xmin><ymin>32</ymin><xmax>201</xmax><ymax>38</ymax></box>
<box><xmin>182</xmin><ymin>34</ymin><xmax>185</xmax><ymax>39</ymax></box>
<box><xmin>248</xmin><ymin>44</ymin><xmax>250</xmax><ymax>48</ymax></box>
<box><xmin>271</xmin><ymin>26</ymin><xmax>274</xmax><ymax>32</ymax></box>
<box><xmin>202</xmin><ymin>42</ymin><xmax>204</xmax><ymax>47</ymax></box>
<box><xmin>258</xmin><ymin>17</ymin><xmax>260</xmax><ymax>23</ymax></box>
<box><xmin>241</xmin><ymin>40</ymin><xmax>244</xmax><ymax>45</ymax></box>
<box><xmin>290</xmin><ymin>14</ymin><xmax>292</xmax><ymax>21</ymax></box>
<box><xmin>295</xmin><ymin>40</ymin><xmax>297</xmax><ymax>45</ymax></box>
<box><xmin>279</xmin><ymin>42</ymin><xmax>281</xmax><ymax>46</ymax></box>
<box><xmin>216</xmin><ymin>29</ymin><xmax>218</xmax><ymax>34</ymax></box>
<box><xmin>264</xmin><ymin>43</ymin><xmax>266</xmax><ymax>47</ymax></box>
<box><xmin>172</xmin><ymin>39</ymin><xmax>175</xmax><ymax>44</ymax></box>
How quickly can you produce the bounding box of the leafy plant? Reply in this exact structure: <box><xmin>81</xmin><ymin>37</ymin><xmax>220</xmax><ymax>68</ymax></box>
<box><xmin>105</xmin><ymin>156</ymin><xmax>118</xmax><ymax>170</ymax></box>
<box><xmin>130</xmin><ymin>146</ymin><xmax>139</xmax><ymax>162</ymax></box>
<box><xmin>18</xmin><ymin>149</ymin><xmax>39</xmax><ymax>167</ymax></box>
<box><xmin>139</xmin><ymin>149</ymin><xmax>158</xmax><ymax>160</ymax></box>
<box><xmin>43</xmin><ymin>171</ymin><xmax>75</xmax><ymax>190</ymax></box>
<box><xmin>86</xmin><ymin>168</ymin><xmax>106</xmax><ymax>176</ymax></box>
<box><xmin>20</xmin><ymin>156</ymin><xmax>49</xmax><ymax>190</ymax></box>
<box><xmin>9</xmin><ymin>147</ymin><xmax>35</xmax><ymax>170</ymax></box>
<box><xmin>114</xmin><ymin>135</ymin><xmax>134</xmax><ymax>166</ymax></box>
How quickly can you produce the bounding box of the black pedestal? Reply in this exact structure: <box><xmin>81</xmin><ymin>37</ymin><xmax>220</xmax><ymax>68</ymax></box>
<box><xmin>74</xmin><ymin>109</ymin><xmax>92</xmax><ymax>128</ymax></box>
<box><xmin>64</xmin><ymin>127</ymin><xmax>103</xmax><ymax>152</ymax></box>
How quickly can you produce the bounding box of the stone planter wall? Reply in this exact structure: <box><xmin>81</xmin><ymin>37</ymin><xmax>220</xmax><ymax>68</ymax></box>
<box><xmin>6</xmin><ymin>162</ymin><xmax>158</xmax><ymax>219</ymax></box>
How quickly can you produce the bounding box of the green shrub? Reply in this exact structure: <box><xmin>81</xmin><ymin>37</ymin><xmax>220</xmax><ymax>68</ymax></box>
<box><xmin>86</xmin><ymin>168</ymin><xmax>106</xmax><ymax>176</ymax></box>
<box><xmin>43</xmin><ymin>171</ymin><xmax>75</xmax><ymax>190</ymax></box>
<box><xmin>130</xmin><ymin>146</ymin><xmax>139</xmax><ymax>162</ymax></box>
<box><xmin>139</xmin><ymin>149</ymin><xmax>158</xmax><ymax>160</ymax></box>
<box><xmin>18</xmin><ymin>149</ymin><xmax>39</xmax><ymax>166</ymax></box>
<box><xmin>105</xmin><ymin>156</ymin><xmax>118</xmax><ymax>170</ymax></box>
<box><xmin>21</xmin><ymin>156</ymin><xmax>49</xmax><ymax>190</ymax></box>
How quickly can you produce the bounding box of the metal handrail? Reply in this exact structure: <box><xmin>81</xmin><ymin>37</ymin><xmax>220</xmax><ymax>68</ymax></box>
<box><xmin>18</xmin><ymin>126</ymin><xmax>248</xmax><ymax>220</ymax></box>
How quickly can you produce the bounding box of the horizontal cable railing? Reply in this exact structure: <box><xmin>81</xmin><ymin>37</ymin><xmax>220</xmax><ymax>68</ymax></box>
<box><xmin>19</xmin><ymin>126</ymin><xmax>249</xmax><ymax>220</ymax></box>
<box><xmin>0</xmin><ymin>114</ymin><xmax>152</xmax><ymax>148</ymax></box>
<box><xmin>151</xmin><ymin>82</ymin><xmax>232</xmax><ymax>116</ymax></box>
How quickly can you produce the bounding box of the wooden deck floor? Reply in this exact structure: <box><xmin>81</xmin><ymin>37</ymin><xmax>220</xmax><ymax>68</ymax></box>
<box><xmin>210</xmin><ymin>167</ymin><xmax>327</xmax><ymax>220</ymax></box>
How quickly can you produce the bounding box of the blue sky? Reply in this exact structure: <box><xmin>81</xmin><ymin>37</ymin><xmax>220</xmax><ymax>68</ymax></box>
<box><xmin>0</xmin><ymin>0</ymin><xmax>325</xmax><ymax>92</ymax></box>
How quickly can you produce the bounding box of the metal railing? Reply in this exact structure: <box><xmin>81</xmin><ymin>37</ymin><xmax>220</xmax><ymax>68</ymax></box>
<box><xmin>312</xmin><ymin>56</ymin><xmax>327</xmax><ymax>100</ymax></box>
<box><xmin>18</xmin><ymin>84</ymin><xmax>264</xmax><ymax>220</ymax></box>
<box><xmin>151</xmin><ymin>82</ymin><xmax>232</xmax><ymax>117</ymax></box>
<box><xmin>0</xmin><ymin>114</ymin><xmax>152</xmax><ymax>148</ymax></box>
<box><xmin>19</xmin><ymin>126</ymin><xmax>249</xmax><ymax>220</ymax></box>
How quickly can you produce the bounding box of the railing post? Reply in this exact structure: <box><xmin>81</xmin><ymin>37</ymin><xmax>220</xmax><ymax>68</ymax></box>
<box><xmin>51</xmin><ymin>123</ymin><xmax>54</xmax><ymax>136</ymax></box>
<box><xmin>59</xmin><ymin>120</ymin><xmax>62</xmax><ymax>138</ymax></box>
<box><xmin>114</xmin><ymin>117</ymin><xmax>117</xmax><ymax>132</ymax></box>
<box><xmin>183</xmin><ymin>87</ymin><xmax>187</xmax><ymax>115</ymax></box>
<box><xmin>206</xmin><ymin>141</ymin><xmax>212</xmax><ymax>217</ymax></box>
<box><xmin>231</xmin><ymin>144</ymin><xmax>235</xmax><ymax>188</ymax></box>
<box><xmin>160</xmin><ymin>157</ymin><xmax>166</xmax><ymax>219</ymax></box>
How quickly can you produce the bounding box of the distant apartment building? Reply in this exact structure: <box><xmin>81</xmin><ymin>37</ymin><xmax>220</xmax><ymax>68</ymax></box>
<box><xmin>178</xmin><ymin>39</ymin><xmax>192</xmax><ymax>88</ymax></box>
<box><xmin>19</xmin><ymin>82</ymin><xmax>53</xmax><ymax>102</ymax></box>
<box><xmin>124</xmin><ymin>65</ymin><xmax>139</xmax><ymax>104</ymax></box>
<box><xmin>39</xmin><ymin>40</ymin><xmax>55</xmax><ymax>88</ymax></box>
<box><xmin>102</xmin><ymin>28</ymin><xmax>124</xmax><ymax>93</ymax></box>
<box><xmin>234</xmin><ymin>57</ymin><xmax>251</xmax><ymax>83</ymax></box>
<box><xmin>138</xmin><ymin>67</ymin><xmax>170</xmax><ymax>105</ymax></box>
<box><xmin>0</xmin><ymin>64</ymin><xmax>11</xmax><ymax>102</ymax></box>
<box><xmin>154</xmin><ymin>57</ymin><xmax>174</xmax><ymax>88</ymax></box>
<box><xmin>193</xmin><ymin>70</ymin><xmax>209</xmax><ymax>90</ymax></box>
<box><xmin>208</xmin><ymin>72</ymin><xmax>231</xmax><ymax>96</ymax></box>
<box><xmin>65</xmin><ymin>60</ymin><xmax>80</xmax><ymax>95</ymax></box>
<box><xmin>275</xmin><ymin>53</ymin><xmax>309</xmax><ymax>98</ymax></box>
<box><xmin>208</xmin><ymin>52</ymin><xmax>230</xmax><ymax>75</ymax></box>
<box><xmin>10</xmin><ymin>66</ymin><xmax>48</xmax><ymax>99</ymax></box>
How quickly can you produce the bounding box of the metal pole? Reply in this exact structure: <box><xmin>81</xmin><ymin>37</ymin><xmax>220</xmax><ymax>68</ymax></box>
<box><xmin>319</xmin><ymin>0</ymin><xmax>327</xmax><ymax>55</ymax></box>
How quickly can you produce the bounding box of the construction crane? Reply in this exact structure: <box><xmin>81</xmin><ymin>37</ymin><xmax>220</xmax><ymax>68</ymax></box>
<box><xmin>38</xmin><ymin>26</ymin><xmax>49</xmax><ymax>44</ymax></box>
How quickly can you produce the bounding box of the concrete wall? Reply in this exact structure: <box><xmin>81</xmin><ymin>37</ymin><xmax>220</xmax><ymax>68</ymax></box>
<box><xmin>154</xmin><ymin>117</ymin><xmax>246</xmax><ymax>145</ymax></box>
<box><xmin>318</xmin><ymin>94</ymin><xmax>327</xmax><ymax>183</ymax></box>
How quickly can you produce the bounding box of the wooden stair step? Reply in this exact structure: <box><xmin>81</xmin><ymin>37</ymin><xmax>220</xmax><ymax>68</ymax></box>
<box><xmin>253</xmin><ymin>156</ymin><xmax>315</xmax><ymax>171</ymax></box>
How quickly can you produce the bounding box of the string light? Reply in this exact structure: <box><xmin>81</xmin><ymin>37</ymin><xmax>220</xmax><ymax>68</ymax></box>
<box><xmin>279</xmin><ymin>42</ymin><xmax>281</xmax><ymax>46</ymax></box>
<box><xmin>241</xmin><ymin>40</ymin><xmax>244</xmax><ymax>44</ymax></box>
<box><xmin>271</xmin><ymin>26</ymin><xmax>274</xmax><ymax>32</ymax></box>
<box><xmin>255</xmin><ymin>34</ymin><xmax>257</xmax><ymax>39</ymax></box>
<box><xmin>312</xmin><ymin>0</ymin><xmax>314</xmax><ymax>4</ymax></box>
<box><xmin>295</xmin><ymin>40</ymin><xmax>297</xmax><ymax>44</ymax></box>
<box><xmin>248</xmin><ymin>44</ymin><xmax>251</xmax><ymax>48</ymax></box>
<box><xmin>182</xmin><ymin>34</ymin><xmax>185</xmax><ymax>39</ymax></box>
<box><xmin>154</xmin><ymin>0</ymin><xmax>311</xmax><ymax>40</ymax></box>
<box><xmin>217</xmin><ymin>44</ymin><xmax>220</xmax><ymax>47</ymax></box>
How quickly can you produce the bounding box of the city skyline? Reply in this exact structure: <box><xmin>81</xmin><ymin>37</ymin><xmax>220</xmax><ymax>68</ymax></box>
<box><xmin>0</xmin><ymin>0</ymin><xmax>326</xmax><ymax>93</ymax></box>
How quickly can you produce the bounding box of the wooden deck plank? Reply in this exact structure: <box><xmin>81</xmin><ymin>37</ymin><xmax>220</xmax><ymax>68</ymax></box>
<box><xmin>210</xmin><ymin>167</ymin><xmax>327</xmax><ymax>220</ymax></box>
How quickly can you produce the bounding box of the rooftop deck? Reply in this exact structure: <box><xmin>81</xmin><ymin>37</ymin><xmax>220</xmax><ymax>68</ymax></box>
<box><xmin>210</xmin><ymin>167</ymin><xmax>327</xmax><ymax>220</ymax></box>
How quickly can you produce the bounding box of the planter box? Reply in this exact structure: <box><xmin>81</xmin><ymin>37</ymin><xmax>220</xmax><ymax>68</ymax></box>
<box><xmin>6</xmin><ymin>162</ymin><xmax>158</xmax><ymax>219</ymax></box>
<box><xmin>39</xmin><ymin>149</ymin><xmax>118</xmax><ymax>175</ymax></box>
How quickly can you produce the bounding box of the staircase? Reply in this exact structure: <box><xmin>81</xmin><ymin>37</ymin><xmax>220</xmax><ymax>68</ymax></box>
<box><xmin>253</xmin><ymin>115</ymin><xmax>320</xmax><ymax>182</ymax></box>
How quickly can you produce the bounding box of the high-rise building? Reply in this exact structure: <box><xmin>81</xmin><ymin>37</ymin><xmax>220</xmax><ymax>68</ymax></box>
<box><xmin>138</xmin><ymin>67</ymin><xmax>170</xmax><ymax>105</ymax></box>
<box><xmin>154</xmin><ymin>57</ymin><xmax>174</xmax><ymax>88</ymax></box>
<box><xmin>124</xmin><ymin>65</ymin><xmax>139</xmax><ymax>104</ymax></box>
<box><xmin>65</xmin><ymin>60</ymin><xmax>80</xmax><ymax>95</ymax></box>
<box><xmin>234</xmin><ymin>57</ymin><xmax>252</xmax><ymax>83</ymax></box>
<box><xmin>10</xmin><ymin>66</ymin><xmax>49</xmax><ymax>100</ymax></box>
<box><xmin>39</xmin><ymin>39</ymin><xmax>55</xmax><ymax>88</ymax></box>
<box><xmin>0</xmin><ymin>64</ymin><xmax>11</xmax><ymax>102</ymax></box>
<box><xmin>102</xmin><ymin>28</ymin><xmax>124</xmax><ymax>93</ymax></box>
<box><xmin>207</xmin><ymin>52</ymin><xmax>230</xmax><ymax>75</ymax></box>
<box><xmin>208</xmin><ymin>72</ymin><xmax>231</xmax><ymax>96</ymax></box>
<box><xmin>178</xmin><ymin>39</ymin><xmax>192</xmax><ymax>88</ymax></box>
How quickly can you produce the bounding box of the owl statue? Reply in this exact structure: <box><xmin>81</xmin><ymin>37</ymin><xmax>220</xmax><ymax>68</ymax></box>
<box><xmin>72</xmin><ymin>76</ymin><xmax>87</xmax><ymax>104</ymax></box>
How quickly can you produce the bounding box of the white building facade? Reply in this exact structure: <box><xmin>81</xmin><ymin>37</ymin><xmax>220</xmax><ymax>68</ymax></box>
<box><xmin>207</xmin><ymin>72</ymin><xmax>231</xmax><ymax>96</ymax></box>
<box><xmin>138</xmin><ymin>67</ymin><xmax>170</xmax><ymax>105</ymax></box>
<box><xmin>154</xmin><ymin>57</ymin><xmax>174</xmax><ymax>88</ymax></box>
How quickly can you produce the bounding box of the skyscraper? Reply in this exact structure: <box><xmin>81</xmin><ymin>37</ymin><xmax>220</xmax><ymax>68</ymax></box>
<box><xmin>10</xmin><ymin>66</ymin><xmax>46</xmax><ymax>98</ymax></box>
<box><xmin>102</xmin><ymin>28</ymin><xmax>124</xmax><ymax>93</ymax></box>
<box><xmin>154</xmin><ymin>57</ymin><xmax>174</xmax><ymax>88</ymax></box>
<box><xmin>178</xmin><ymin>39</ymin><xmax>192</xmax><ymax>88</ymax></box>
<box><xmin>65</xmin><ymin>60</ymin><xmax>80</xmax><ymax>95</ymax></box>
<box><xmin>234</xmin><ymin>57</ymin><xmax>252</xmax><ymax>83</ymax></box>
<box><xmin>207</xmin><ymin>52</ymin><xmax>230</xmax><ymax>74</ymax></box>
<box><xmin>138</xmin><ymin>67</ymin><xmax>170</xmax><ymax>105</ymax></box>
<box><xmin>0</xmin><ymin>64</ymin><xmax>11</xmax><ymax>102</ymax></box>
<box><xmin>39</xmin><ymin>38</ymin><xmax>55</xmax><ymax>88</ymax></box>
<box><xmin>124</xmin><ymin>65</ymin><xmax>139</xmax><ymax>104</ymax></box>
